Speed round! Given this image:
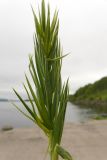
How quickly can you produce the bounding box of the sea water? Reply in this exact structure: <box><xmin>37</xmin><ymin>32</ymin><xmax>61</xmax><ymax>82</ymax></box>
<box><xmin>0</xmin><ymin>102</ymin><xmax>93</xmax><ymax>128</ymax></box>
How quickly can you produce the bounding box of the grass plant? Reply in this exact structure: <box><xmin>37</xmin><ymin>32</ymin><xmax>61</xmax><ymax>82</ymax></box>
<box><xmin>13</xmin><ymin>0</ymin><xmax>72</xmax><ymax>159</ymax></box>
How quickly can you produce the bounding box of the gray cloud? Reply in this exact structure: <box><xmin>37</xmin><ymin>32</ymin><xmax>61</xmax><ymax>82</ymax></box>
<box><xmin>0</xmin><ymin>0</ymin><xmax>107</xmax><ymax>96</ymax></box>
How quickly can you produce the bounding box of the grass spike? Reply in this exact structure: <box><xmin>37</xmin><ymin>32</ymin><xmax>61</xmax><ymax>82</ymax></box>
<box><xmin>13</xmin><ymin>0</ymin><xmax>72</xmax><ymax>160</ymax></box>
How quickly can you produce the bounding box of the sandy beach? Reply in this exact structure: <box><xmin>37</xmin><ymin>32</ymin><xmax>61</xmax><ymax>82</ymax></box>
<box><xmin>0</xmin><ymin>120</ymin><xmax>107</xmax><ymax>160</ymax></box>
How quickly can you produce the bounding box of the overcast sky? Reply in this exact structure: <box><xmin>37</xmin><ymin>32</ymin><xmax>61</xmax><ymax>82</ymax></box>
<box><xmin>0</xmin><ymin>0</ymin><xmax>107</xmax><ymax>97</ymax></box>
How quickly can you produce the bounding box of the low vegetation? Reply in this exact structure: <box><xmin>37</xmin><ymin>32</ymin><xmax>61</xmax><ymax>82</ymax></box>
<box><xmin>93</xmin><ymin>113</ymin><xmax>107</xmax><ymax>120</ymax></box>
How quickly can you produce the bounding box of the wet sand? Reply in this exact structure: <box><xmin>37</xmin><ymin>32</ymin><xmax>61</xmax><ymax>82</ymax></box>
<box><xmin>0</xmin><ymin>120</ymin><xmax>107</xmax><ymax>160</ymax></box>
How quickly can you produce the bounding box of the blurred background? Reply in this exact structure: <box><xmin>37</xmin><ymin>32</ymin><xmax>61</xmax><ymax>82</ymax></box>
<box><xmin>0</xmin><ymin>0</ymin><xmax>107</xmax><ymax>99</ymax></box>
<box><xmin>0</xmin><ymin>0</ymin><xmax>107</xmax><ymax>128</ymax></box>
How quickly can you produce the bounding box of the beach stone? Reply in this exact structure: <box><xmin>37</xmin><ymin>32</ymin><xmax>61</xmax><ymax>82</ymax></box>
<box><xmin>1</xmin><ymin>125</ymin><xmax>13</xmax><ymax>131</ymax></box>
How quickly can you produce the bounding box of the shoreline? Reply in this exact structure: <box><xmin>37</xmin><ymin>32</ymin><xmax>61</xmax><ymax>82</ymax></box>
<box><xmin>0</xmin><ymin>120</ymin><xmax>107</xmax><ymax>160</ymax></box>
<box><xmin>70</xmin><ymin>99</ymin><xmax>107</xmax><ymax>107</ymax></box>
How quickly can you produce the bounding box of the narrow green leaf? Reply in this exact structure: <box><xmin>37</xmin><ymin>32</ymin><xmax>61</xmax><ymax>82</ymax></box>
<box><xmin>13</xmin><ymin>89</ymin><xmax>36</xmax><ymax>120</ymax></box>
<box><xmin>51</xmin><ymin>10</ymin><xmax>58</xmax><ymax>34</ymax></box>
<box><xmin>41</xmin><ymin>0</ymin><xmax>46</xmax><ymax>31</ymax></box>
<box><xmin>32</xmin><ymin>6</ymin><xmax>44</xmax><ymax>38</ymax></box>
<box><xmin>25</xmin><ymin>74</ymin><xmax>52</xmax><ymax>130</ymax></box>
<box><xmin>47</xmin><ymin>53</ymin><xmax>70</xmax><ymax>61</ymax></box>
<box><xmin>12</xmin><ymin>102</ymin><xmax>36</xmax><ymax>122</ymax></box>
<box><xmin>56</xmin><ymin>144</ymin><xmax>73</xmax><ymax>160</ymax></box>
<box><xmin>23</xmin><ymin>83</ymin><xmax>36</xmax><ymax>114</ymax></box>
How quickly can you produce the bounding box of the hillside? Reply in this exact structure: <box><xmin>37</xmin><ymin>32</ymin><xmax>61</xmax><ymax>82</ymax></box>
<box><xmin>69</xmin><ymin>77</ymin><xmax>107</xmax><ymax>107</ymax></box>
<box><xmin>0</xmin><ymin>98</ymin><xmax>8</xmax><ymax>102</ymax></box>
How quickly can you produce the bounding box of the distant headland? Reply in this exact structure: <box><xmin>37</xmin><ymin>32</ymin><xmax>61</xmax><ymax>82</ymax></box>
<box><xmin>69</xmin><ymin>76</ymin><xmax>107</xmax><ymax>107</ymax></box>
<box><xmin>0</xmin><ymin>98</ymin><xmax>28</xmax><ymax>102</ymax></box>
<box><xmin>0</xmin><ymin>98</ymin><xmax>8</xmax><ymax>102</ymax></box>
